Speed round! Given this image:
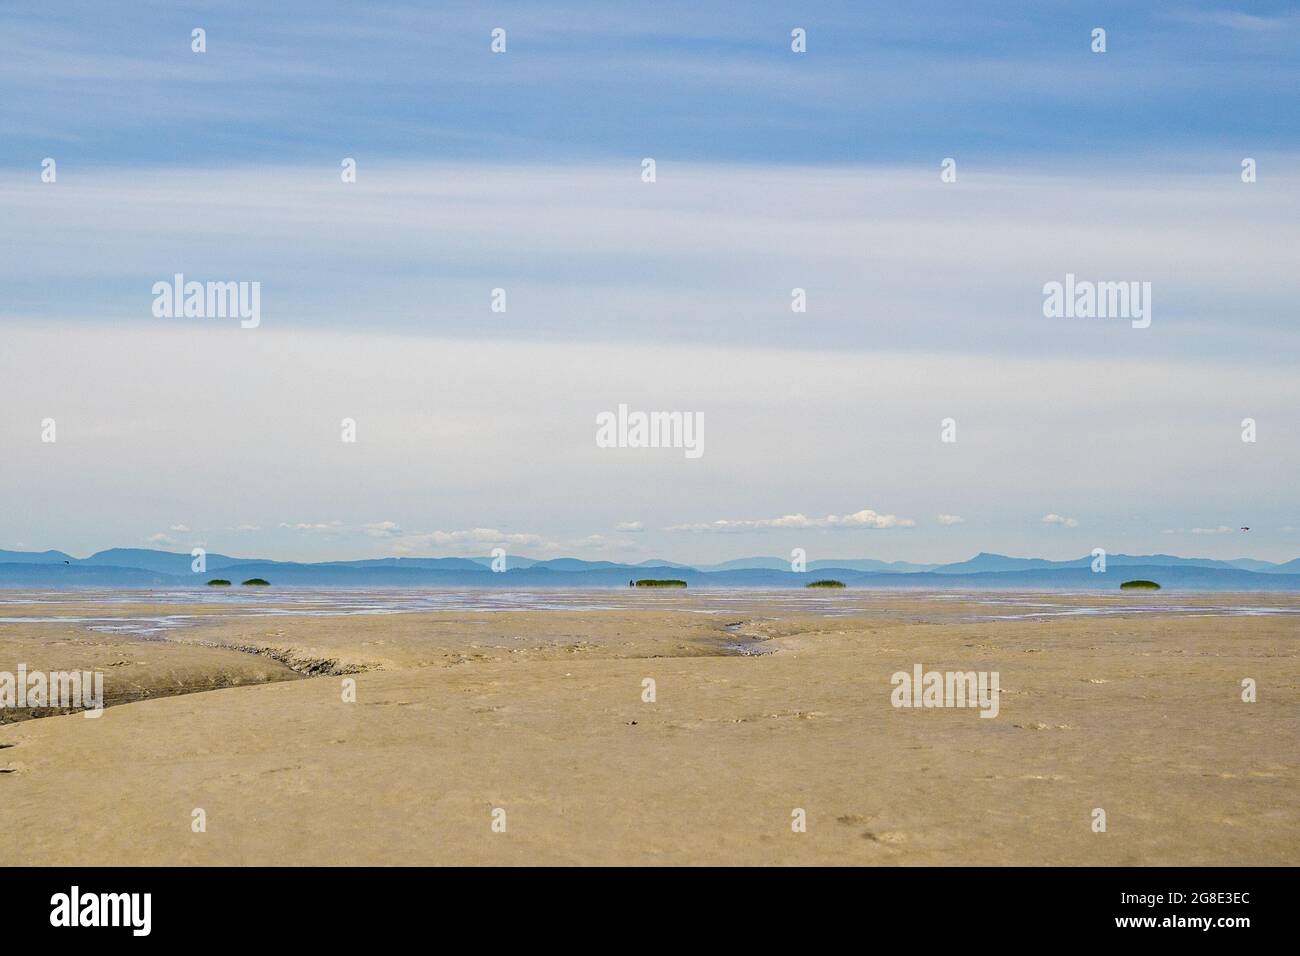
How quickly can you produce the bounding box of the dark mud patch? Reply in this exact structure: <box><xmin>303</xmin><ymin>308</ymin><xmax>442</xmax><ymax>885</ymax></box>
<box><xmin>719</xmin><ymin>620</ymin><xmax>778</xmax><ymax>656</ymax></box>
<box><xmin>192</xmin><ymin>641</ymin><xmax>377</xmax><ymax>677</ymax></box>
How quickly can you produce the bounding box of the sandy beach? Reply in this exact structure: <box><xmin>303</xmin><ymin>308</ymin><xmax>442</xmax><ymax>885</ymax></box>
<box><xmin>1</xmin><ymin>591</ymin><xmax>1296</xmax><ymax>865</ymax></box>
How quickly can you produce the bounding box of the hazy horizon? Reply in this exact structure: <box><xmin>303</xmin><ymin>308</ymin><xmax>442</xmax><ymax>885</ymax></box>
<box><xmin>3</xmin><ymin>537</ymin><xmax>1294</xmax><ymax>570</ymax></box>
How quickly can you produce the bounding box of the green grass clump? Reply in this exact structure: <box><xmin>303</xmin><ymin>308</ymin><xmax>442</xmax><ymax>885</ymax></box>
<box><xmin>1120</xmin><ymin>579</ymin><xmax>1161</xmax><ymax>590</ymax></box>
<box><xmin>241</xmin><ymin>578</ymin><xmax>271</xmax><ymax>587</ymax></box>
<box><xmin>635</xmin><ymin>579</ymin><xmax>687</xmax><ymax>588</ymax></box>
<box><xmin>806</xmin><ymin>579</ymin><xmax>846</xmax><ymax>588</ymax></box>
<box><xmin>206</xmin><ymin>579</ymin><xmax>232</xmax><ymax>587</ymax></box>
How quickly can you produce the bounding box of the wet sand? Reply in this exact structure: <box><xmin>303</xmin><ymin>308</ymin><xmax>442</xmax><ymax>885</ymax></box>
<box><xmin>0</xmin><ymin>621</ymin><xmax>301</xmax><ymax>724</ymax></box>
<box><xmin>1</xmin><ymin>592</ymin><xmax>1296</xmax><ymax>865</ymax></box>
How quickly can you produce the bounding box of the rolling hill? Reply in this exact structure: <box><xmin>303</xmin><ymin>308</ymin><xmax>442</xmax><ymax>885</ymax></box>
<box><xmin>0</xmin><ymin>548</ymin><xmax>1296</xmax><ymax>590</ymax></box>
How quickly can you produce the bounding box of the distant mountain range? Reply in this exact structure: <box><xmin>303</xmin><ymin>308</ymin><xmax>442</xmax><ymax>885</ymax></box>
<box><xmin>1</xmin><ymin>548</ymin><xmax>1298</xmax><ymax>590</ymax></box>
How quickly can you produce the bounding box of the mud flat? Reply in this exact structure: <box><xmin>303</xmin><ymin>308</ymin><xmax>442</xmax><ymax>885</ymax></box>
<box><xmin>0</xmin><ymin>593</ymin><xmax>1296</xmax><ymax>865</ymax></box>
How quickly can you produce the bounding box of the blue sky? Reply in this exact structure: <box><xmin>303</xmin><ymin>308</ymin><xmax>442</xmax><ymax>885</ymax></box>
<box><xmin>1</xmin><ymin>2</ymin><xmax>1297</xmax><ymax>563</ymax></box>
<box><xmin>5</xmin><ymin>1</ymin><xmax>1299</xmax><ymax>167</ymax></box>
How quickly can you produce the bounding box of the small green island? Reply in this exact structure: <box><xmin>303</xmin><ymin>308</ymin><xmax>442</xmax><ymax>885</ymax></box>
<box><xmin>1120</xmin><ymin>580</ymin><xmax>1161</xmax><ymax>590</ymax></box>
<box><xmin>806</xmin><ymin>579</ymin><xmax>846</xmax><ymax>588</ymax></box>
<box><xmin>634</xmin><ymin>579</ymin><xmax>687</xmax><ymax>588</ymax></box>
<box><xmin>206</xmin><ymin>579</ymin><xmax>232</xmax><ymax>587</ymax></box>
<box><xmin>241</xmin><ymin>578</ymin><xmax>271</xmax><ymax>587</ymax></box>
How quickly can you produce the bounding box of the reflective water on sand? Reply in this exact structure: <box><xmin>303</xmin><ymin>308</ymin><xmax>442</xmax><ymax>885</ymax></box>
<box><xmin>0</xmin><ymin>587</ymin><xmax>1296</xmax><ymax>637</ymax></box>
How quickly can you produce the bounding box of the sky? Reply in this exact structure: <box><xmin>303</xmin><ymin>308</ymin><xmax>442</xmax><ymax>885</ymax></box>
<box><xmin>1</xmin><ymin>1</ymin><xmax>1297</xmax><ymax>563</ymax></box>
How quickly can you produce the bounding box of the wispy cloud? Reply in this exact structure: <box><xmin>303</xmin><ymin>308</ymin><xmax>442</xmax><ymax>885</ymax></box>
<box><xmin>936</xmin><ymin>514</ymin><xmax>964</xmax><ymax>526</ymax></box>
<box><xmin>5</xmin><ymin>162</ymin><xmax>1296</xmax><ymax>365</ymax></box>
<box><xmin>1169</xmin><ymin>10</ymin><xmax>1300</xmax><ymax>33</ymax></box>
<box><xmin>5</xmin><ymin>2</ymin><xmax>1297</xmax><ymax>166</ymax></box>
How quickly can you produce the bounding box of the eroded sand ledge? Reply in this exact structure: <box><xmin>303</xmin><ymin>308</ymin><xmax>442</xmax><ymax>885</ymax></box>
<box><xmin>1</xmin><ymin>595</ymin><xmax>1296</xmax><ymax>865</ymax></box>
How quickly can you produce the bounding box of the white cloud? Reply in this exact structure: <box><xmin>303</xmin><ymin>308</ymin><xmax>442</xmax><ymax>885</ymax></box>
<box><xmin>378</xmin><ymin>527</ymin><xmax>547</xmax><ymax>556</ymax></box>
<box><xmin>169</xmin><ymin>524</ymin><xmax>190</xmax><ymax>532</ymax></box>
<box><xmin>1191</xmin><ymin>526</ymin><xmax>1233</xmax><ymax>535</ymax></box>
<box><xmin>1041</xmin><ymin>514</ymin><xmax>1079</xmax><ymax>528</ymax></box>
<box><xmin>669</xmin><ymin>509</ymin><xmax>915</xmax><ymax>533</ymax></box>
<box><xmin>147</xmin><ymin>532</ymin><xmax>175</xmax><ymax>546</ymax></box>
<box><xmin>279</xmin><ymin>522</ymin><xmax>344</xmax><ymax>533</ymax></box>
<box><xmin>258</xmin><ymin>518</ymin><xmax>555</xmax><ymax>556</ymax></box>
<box><xmin>936</xmin><ymin>514</ymin><xmax>964</xmax><ymax>526</ymax></box>
<box><xmin>426</xmin><ymin>528</ymin><xmax>541</xmax><ymax>546</ymax></box>
<box><xmin>616</xmin><ymin>521</ymin><xmax>645</xmax><ymax>533</ymax></box>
